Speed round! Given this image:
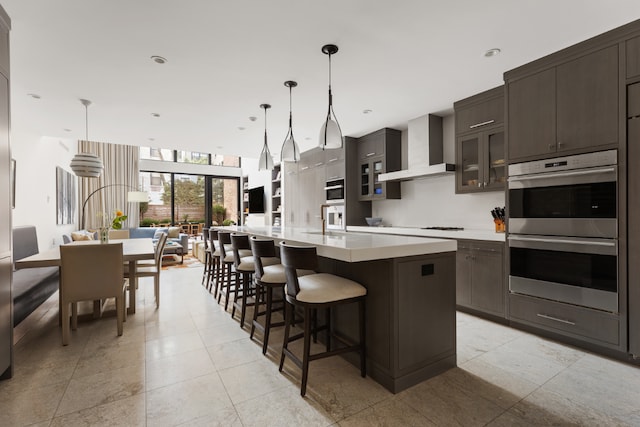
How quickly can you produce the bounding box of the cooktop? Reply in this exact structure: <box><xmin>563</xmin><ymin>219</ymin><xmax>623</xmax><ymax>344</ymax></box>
<box><xmin>421</xmin><ymin>226</ymin><xmax>464</xmax><ymax>231</ymax></box>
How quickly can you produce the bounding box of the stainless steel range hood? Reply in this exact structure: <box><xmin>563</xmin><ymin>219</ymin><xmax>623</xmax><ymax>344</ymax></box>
<box><xmin>379</xmin><ymin>114</ymin><xmax>455</xmax><ymax>182</ymax></box>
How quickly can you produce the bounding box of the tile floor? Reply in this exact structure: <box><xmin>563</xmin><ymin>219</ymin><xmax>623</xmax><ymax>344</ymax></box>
<box><xmin>2</xmin><ymin>264</ymin><xmax>640</xmax><ymax>426</ymax></box>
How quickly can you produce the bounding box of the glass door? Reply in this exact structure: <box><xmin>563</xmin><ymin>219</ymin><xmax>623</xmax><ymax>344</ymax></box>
<box><xmin>458</xmin><ymin>135</ymin><xmax>480</xmax><ymax>191</ymax></box>
<box><xmin>211</xmin><ymin>177</ymin><xmax>239</xmax><ymax>226</ymax></box>
<box><xmin>486</xmin><ymin>130</ymin><xmax>505</xmax><ymax>188</ymax></box>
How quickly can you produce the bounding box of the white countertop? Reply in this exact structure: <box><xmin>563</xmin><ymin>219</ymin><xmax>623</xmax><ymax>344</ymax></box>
<box><xmin>217</xmin><ymin>226</ymin><xmax>457</xmax><ymax>263</ymax></box>
<box><xmin>346</xmin><ymin>225</ymin><xmax>506</xmax><ymax>242</ymax></box>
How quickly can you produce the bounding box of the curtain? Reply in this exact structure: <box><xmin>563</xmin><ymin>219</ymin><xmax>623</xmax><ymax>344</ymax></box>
<box><xmin>78</xmin><ymin>140</ymin><xmax>140</xmax><ymax>230</ymax></box>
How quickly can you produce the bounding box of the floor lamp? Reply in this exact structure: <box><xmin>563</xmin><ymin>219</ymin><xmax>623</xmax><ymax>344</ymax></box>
<box><xmin>81</xmin><ymin>184</ymin><xmax>148</xmax><ymax>230</ymax></box>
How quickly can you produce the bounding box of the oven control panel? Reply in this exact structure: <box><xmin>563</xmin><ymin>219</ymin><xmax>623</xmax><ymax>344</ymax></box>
<box><xmin>509</xmin><ymin>149</ymin><xmax>617</xmax><ymax>177</ymax></box>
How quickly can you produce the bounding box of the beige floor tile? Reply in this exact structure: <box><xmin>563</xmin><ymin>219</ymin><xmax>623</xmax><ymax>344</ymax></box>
<box><xmin>218</xmin><ymin>357</ymin><xmax>291</xmax><ymax>404</ymax></box>
<box><xmin>74</xmin><ymin>339</ymin><xmax>146</xmax><ymax>379</ymax></box>
<box><xmin>175</xmin><ymin>406</ymin><xmax>242</xmax><ymax>427</ymax></box>
<box><xmin>0</xmin><ymin>380</ymin><xmax>67</xmax><ymax>426</ymax></box>
<box><xmin>144</xmin><ymin>315</ymin><xmax>197</xmax><ymax>341</ymax></box>
<box><xmin>338</xmin><ymin>396</ymin><xmax>435</xmax><ymax>427</ymax></box>
<box><xmin>146</xmin><ymin>372</ymin><xmax>233</xmax><ymax>426</ymax></box>
<box><xmin>49</xmin><ymin>393</ymin><xmax>146</xmax><ymax>427</ymax></box>
<box><xmin>56</xmin><ymin>364</ymin><xmax>145</xmax><ymax>416</ymax></box>
<box><xmin>235</xmin><ymin>385</ymin><xmax>334</xmax><ymax>427</ymax></box>
<box><xmin>145</xmin><ymin>330</ymin><xmax>205</xmax><ymax>361</ymax></box>
<box><xmin>198</xmin><ymin>322</ymin><xmax>249</xmax><ymax>347</ymax></box>
<box><xmin>399</xmin><ymin>368</ymin><xmax>505</xmax><ymax>426</ymax></box>
<box><xmin>206</xmin><ymin>337</ymin><xmax>263</xmax><ymax>370</ymax></box>
<box><xmin>146</xmin><ymin>347</ymin><xmax>216</xmax><ymax>391</ymax></box>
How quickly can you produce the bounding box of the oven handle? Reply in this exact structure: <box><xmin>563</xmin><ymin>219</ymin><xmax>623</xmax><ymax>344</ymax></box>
<box><xmin>323</xmin><ymin>184</ymin><xmax>344</xmax><ymax>191</ymax></box>
<box><xmin>508</xmin><ymin>235</ymin><xmax>616</xmax><ymax>247</ymax></box>
<box><xmin>508</xmin><ymin>166</ymin><xmax>616</xmax><ymax>183</ymax></box>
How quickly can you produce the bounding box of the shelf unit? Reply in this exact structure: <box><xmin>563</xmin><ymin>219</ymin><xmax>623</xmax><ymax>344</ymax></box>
<box><xmin>271</xmin><ymin>164</ymin><xmax>282</xmax><ymax>227</ymax></box>
<box><xmin>241</xmin><ymin>175</ymin><xmax>249</xmax><ymax>225</ymax></box>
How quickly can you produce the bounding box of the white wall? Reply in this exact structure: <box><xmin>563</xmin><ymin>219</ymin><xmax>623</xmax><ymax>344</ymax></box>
<box><xmin>372</xmin><ymin>115</ymin><xmax>505</xmax><ymax>231</ymax></box>
<box><xmin>11</xmin><ymin>131</ymin><xmax>78</xmax><ymax>250</ymax></box>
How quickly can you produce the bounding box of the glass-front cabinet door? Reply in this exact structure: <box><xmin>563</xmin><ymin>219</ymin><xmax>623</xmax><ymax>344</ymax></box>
<box><xmin>485</xmin><ymin>130</ymin><xmax>505</xmax><ymax>189</ymax></box>
<box><xmin>457</xmin><ymin>134</ymin><xmax>480</xmax><ymax>192</ymax></box>
<box><xmin>360</xmin><ymin>162</ymin><xmax>370</xmax><ymax>198</ymax></box>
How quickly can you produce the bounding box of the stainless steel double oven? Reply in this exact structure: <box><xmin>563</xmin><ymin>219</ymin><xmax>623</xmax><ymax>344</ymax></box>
<box><xmin>507</xmin><ymin>150</ymin><xmax>618</xmax><ymax>312</ymax></box>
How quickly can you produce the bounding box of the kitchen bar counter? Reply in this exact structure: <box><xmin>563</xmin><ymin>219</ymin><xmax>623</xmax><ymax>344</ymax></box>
<box><xmin>347</xmin><ymin>225</ymin><xmax>506</xmax><ymax>242</ymax></box>
<box><xmin>217</xmin><ymin>225</ymin><xmax>457</xmax><ymax>393</ymax></box>
<box><xmin>219</xmin><ymin>225</ymin><xmax>457</xmax><ymax>262</ymax></box>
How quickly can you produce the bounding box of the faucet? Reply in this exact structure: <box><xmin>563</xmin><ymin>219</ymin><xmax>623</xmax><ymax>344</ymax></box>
<box><xmin>320</xmin><ymin>204</ymin><xmax>330</xmax><ymax>235</ymax></box>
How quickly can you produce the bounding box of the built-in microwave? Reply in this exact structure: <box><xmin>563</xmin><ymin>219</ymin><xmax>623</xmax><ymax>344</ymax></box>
<box><xmin>324</xmin><ymin>178</ymin><xmax>345</xmax><ymax>203</ymax></box>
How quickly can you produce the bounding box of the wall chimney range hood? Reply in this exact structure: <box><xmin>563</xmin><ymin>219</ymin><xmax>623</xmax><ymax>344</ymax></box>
<box><xmin>379</xmin><ymin>114</ymin><xmax>455</xmax><ymax>182</ymax></box>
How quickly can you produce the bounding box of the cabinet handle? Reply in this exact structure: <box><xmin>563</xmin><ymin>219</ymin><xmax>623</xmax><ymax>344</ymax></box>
<box><xmin>536</xmin><ymin>313</ymin><xmax>576</xmax><ymax>326</ymax></box>
<box><xmin>327</xmin><ymin>175</ymin><xmax>339</xmax><ymax>180</ymax></box>
<box><xmin>366</xmin><ymin>152</ymin><xmax>376</xmax><ymax>157</ymax></box>
<box><xmin>469</xmin><ymin>119</ymin><xmax>495</xmax><ymax>129</ymax></box>
<box><xmin>548</xmin><ymin>143</ymin><xmax>556</xmax><ymax>151</ymax></box>
<box><xmin>315</xmin><ymin>162</ymin><xmax>324</xmax><ymax>167</ymax></box>
<box><xmin>328</xmin><ymin>158</ymin><xmax>338</xmax><ymax>163</ymax></box>
<box><xmin>477</xmin><ymin>182</ymin><xmax>482</xmax><ymax>188</ymax></box>
<box><xmin>557</xmin><ymin>141</ymin><xmax>564</xmax><ymax>149</ymax></box>
<box><xmin>300</xmin><ymin>166</ymin><xmax>310</xmax><ymax>171</ymax></box>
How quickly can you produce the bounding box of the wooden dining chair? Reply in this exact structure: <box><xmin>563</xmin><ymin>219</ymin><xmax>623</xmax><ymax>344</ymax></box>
<box><xmin>108</xmin><ymin>229</ymin><xmax>130</xmax><ymax>239</ymax></box>
<box><xmin>59</xmin><ymin>242</ymin><xmax>127</xmax><ymax>346</ymax></box>
<box><xmin>125</xmin><ymin>232</ymin><xmax>167</xmax><ymax>308</ymax></box>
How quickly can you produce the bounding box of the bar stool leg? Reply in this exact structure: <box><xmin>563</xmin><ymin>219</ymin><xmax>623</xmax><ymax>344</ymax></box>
<box><xmin>301</xmin><ymin>307</ymin><xmax>312</xmax><ymax>397</ymax></box>
<box><xmin>279</xmin><ymin>302</ymin><xmax>292</xmax><ymax>372</ymax></box>
<box><xmin>359</xmin><ymin>299</ymin><xmax>366</xmax><ymax>378</ymax></box>
<box><xmin>262</xmin><ymin>286</ymin><xmax>274</xmax><ymax>355</ymax></box>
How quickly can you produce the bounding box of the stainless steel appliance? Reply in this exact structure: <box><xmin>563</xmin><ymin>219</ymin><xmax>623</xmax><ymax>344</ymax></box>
<box><xmin>508</xmin><ymin>149</ymin><xmax>617</xmax><ymax>239</ymax></box>
<box><xmin>507</xmin><ymin>150</ymin><xmax>618</xmax><ymax>312</ymax></box>
<box><xmin>324</xmin><ymin>178</ymin><xmax>344</xmax><ymax>204</ymax></box>
<box><xmin>325</xmin><ymin>204</ymin><xmax>345</xmax><ymax>230</ymax></box>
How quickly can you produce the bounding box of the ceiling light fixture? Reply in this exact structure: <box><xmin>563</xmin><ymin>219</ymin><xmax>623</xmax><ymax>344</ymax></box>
<box><xmin>484</xmin><ymin>48</ymin><xmax>501</xmax><ymax>58</ymax></box>
<box><xmin>319</xmin><ymin>44</ymin><xmax>343</xmax><ymax>150</ymax></box>
<box><xmin>281</xmin><ymin>80</ymin><xmax>301</xmax><ymax>162</ymax></box>
<box><xmin>69</xmin><ymin>99</ymin><xmax>104</xmax><ymax>178</ymax></box>
<box><xmin>258</xmin><ymin>104</ymin><xmax>274</xmax><ymax>171</ymax></box>
<box><xmin>151</xmin><ymin>55</ymin><xmax>167</xmax><ymax>64</ymax></box>
<box><xmin>27</xmin><ymin>93</ymin><xmax>41</xmax><ymax>99</ymax></box>
<box><xmin>363</xmin><ymin>109</ymin><xmax>372</xmax><ymax>114</ymax></box>
<box><xmin>151</xmin><ymin>112</ymin><xmax>160</xmax><ymax>117</ymax></box>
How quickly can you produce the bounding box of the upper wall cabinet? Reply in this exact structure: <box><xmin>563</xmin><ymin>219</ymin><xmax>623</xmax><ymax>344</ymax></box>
<box><xmin>454</xmin><ymin>86</ymin><xmax>505</xmax><ymax>193</ymax></box>
<box><xmin>357</xmin><ymin>128</ymin><xmax>401</xmax><ymax>201</ymax></box>
<box><xmin>627</xmin><ymin>35</ymin><xmax>640</xmax><ymax>79</ymax></box>
<box><xmin>506</xmin><ymin>45</ymin><xmax>619</xmax><ymax>162</ymax></box>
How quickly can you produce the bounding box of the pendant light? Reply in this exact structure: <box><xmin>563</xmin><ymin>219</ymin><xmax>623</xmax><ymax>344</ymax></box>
<box><xmin>258</xmin><ymin>103</ymin><xmax>274</xmax><ymax>171</ymax></box>
<box><xmin>319</xmin><ymin>44</ymin><xmax>343</xmax><ymax>150</ymax></box>
<box><xmin>281</xmin><ymin>80</ymin><xmax>301</xmax><ymax>162</ymax></box>
<box><xmin>70</xmin><ymin>98</ymin><xmax>104</xmax><ymax>178</ymax></box>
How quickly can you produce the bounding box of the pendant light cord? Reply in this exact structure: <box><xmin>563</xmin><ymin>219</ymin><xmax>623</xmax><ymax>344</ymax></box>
<box><xmin>85</xmin><ymin>103</ymin><xmax>89</xmax><ymax>141</ymax></box>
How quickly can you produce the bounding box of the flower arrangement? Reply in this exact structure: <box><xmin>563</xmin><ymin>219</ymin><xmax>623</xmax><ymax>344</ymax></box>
<box><xmin>112</xmin><ymin>210</ymin><xmax>127</xmax><ymax>230</ymax></box>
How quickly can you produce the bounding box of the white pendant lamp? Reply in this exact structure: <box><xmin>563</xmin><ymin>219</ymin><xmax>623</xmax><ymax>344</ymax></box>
<box><xmin>258</xmin><ymin>103</ymin><xmax>274</xmax><ymax>171</ymax></box>
<box><xmin>281</xmin><ymin>80</ymin><xmax>301</xmax><ymax>162</ymax></box>
<box><xmin>319</xmin><ymin>44</ymin><xmax>343</xmax><ymax>150</ymax></box>
<box><xmin>70</xmin><ymin>98</ymin><xmax>103</xmax><ymax>178</ymax></box>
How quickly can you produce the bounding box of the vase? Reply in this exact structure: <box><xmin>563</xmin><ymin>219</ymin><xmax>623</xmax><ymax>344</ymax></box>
<box><xmin>99</xmin><ymin>227</ymin><xmax>109</xmax><ymax>244</ymax></box>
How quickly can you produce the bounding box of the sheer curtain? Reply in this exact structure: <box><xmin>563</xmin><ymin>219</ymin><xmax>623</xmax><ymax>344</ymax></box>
<box><xmin>78</xmin><ymin>140</ymin><xmax>140</xmax><ymax>230</ymax></box>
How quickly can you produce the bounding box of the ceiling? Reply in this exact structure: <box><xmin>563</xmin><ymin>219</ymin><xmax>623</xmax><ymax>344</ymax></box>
<box><xmin>3</xmin><ymin>1</ymin><xmax>640</xmax><ymax>160</ymax></box>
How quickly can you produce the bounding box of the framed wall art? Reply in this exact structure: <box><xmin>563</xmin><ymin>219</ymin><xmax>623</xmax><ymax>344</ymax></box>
<box><xmin>56</xmin><ymin>166</ymin><xmax>76</xmax><ymax>225</ymax></box>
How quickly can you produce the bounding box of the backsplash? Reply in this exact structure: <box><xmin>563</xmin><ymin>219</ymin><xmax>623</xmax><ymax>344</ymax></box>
<box><xmin>372</xmin><ymin>173</ymin><xmax>505</xmax><ymax>230</ymax></box>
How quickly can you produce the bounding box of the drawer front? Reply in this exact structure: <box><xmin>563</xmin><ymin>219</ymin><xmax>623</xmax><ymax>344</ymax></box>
<box><xmin>509</xmin><ymin>294</ymin><xmax>620</xmax><ymax>347</ymax></box>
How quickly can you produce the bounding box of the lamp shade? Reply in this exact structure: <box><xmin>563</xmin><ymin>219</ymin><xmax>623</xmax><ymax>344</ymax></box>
<box><xmin>319</xmin><ymin>118</ymin><xmax>343</xmax><ymax>149</ymax></box>
<box><xmin>258</xmin><ymin>143</ymin><xmax>274</xmax><ymax>171</ymax></box>
<box><xmin>281</xmin><ymin>135</ymin><xmax>300</xmax><ymax>162</ymax></box>
<box><xmin>70</xmin><ymin>153</ymin><xmax>103</xmax><ymax>178</ymax></box>
<box><xmin>127</xmin><ymin>191</ymin><xmax>149</xmax><ymax>202</ymax></box>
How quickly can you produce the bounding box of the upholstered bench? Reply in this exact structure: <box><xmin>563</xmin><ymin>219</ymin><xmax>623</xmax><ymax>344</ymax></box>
<box><xmin>12</xmin><ymin>226</ymin><xmax>59</xmax><ymax>326</ymax></box>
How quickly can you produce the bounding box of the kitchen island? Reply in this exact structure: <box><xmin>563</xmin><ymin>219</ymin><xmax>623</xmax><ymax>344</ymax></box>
<box><xmin>219</xmin><ymin>226</ymin><xmax>457</xmax><ymax>393</ymax></box>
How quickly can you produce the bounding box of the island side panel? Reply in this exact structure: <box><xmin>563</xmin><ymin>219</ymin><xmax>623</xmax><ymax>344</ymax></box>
<box><xmin>325</xmin><ymin>251</ymin><xmax>457</xmax><ymax>393</ymax></box>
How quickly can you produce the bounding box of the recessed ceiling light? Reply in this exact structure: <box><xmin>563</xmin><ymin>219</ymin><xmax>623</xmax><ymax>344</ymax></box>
<box><xmin>484</xmin><ymin>48</ymin><xmax>501</xmax><ymax>58</ymax></box>
<box><xmin>27</xmin><ymin>93</ymin><xmax>41</xmax><ymax>99</ymax></box>
<box><xmin>305</xmin><ymin>137</ymin><xmax>311</xmax><ymax>141</ymax></box>
<box><xmin>148</xmin><ymin>137</ymin><xmax>155</xmax><ymax>141</ymax></box>
<box><xmin>238</xmin><ymin>126</ymin><xmax>246</xmax><ymax>130</ymax></box>
<box><xmin>249</xmin><ymin>116</ymin><xmax>257</xmax><ymax>122</ymax></box>
<box><xmin>151</xmin><ymin>55</ymin><xmax>167</xmax><ymax>64</ymax></box>
<box><xmin>151</xmin><ymin>113</ymin><xmax>160</xmax><ymax>118</ymax></box>
<box><xmin>363</xmin><ymin>109</ymin><xmax>372</xmax><ymax>114</ymax></box>
<box><xmin>63</xmin><ymin>128</ymin><xmax>71</xmax><ymax>132</ymax></box>
<box><xmin>216</xmin><ymin>146</ymin><xmax>223</xmax><ymax>149</ymax></box>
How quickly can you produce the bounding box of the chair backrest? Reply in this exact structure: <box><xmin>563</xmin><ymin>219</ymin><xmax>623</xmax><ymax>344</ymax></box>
<box><xmin>154</xmin><ymin>232</ymin><xmax>168</xmax><ymax>267</ymax></box>
<box><xmin>202</xmin><ymin>228</ymin><xmax>210</xmax><ymax>250</ymax></box>
<box><xmin>108</xmin><ymin>229</ymin><xmax>130</xmax><ymax>239</ymax></box>
<box><xmin>279</xmin><ymin>242</ymin><xmax>319</xmax><ymax>298</ymax></box>
<box><xmin>218</xmin><ymin>231</ymin><xmax>232</xmax><ymax>259</ymax></box>
<box><xmin>60</xmin><ymin>242</ymin><xmax>124</xmax><ymax>302</ymax></box>
<box><xmin>209</xmin><ymin>229</ymin><xmax>219</xmax><ymax>253</ymax></box>
<box><xmin>230</xmin><ymin>233</ymin><xmax>251</xmax><ymax>268</ymax></box>
<box><xmin>250</xmin><ymin>237</ymin><xmax>277</xmax><ymax>280</ymax></box>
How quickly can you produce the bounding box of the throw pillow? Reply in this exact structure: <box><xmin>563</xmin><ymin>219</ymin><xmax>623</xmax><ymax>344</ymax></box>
<box><xmin>153</xmin><ymin>229</ymin><xmax>167</xmax><ymax>240</ymax></box>
<box><xmin>168</xmin><ymin>227</ymin><xmax>180</xmax><ymax>238</ymax></box>
<box><xmin>71</xmin><ymin>230</ymin><xmax>94</xmax><ymax>241</ymax></box>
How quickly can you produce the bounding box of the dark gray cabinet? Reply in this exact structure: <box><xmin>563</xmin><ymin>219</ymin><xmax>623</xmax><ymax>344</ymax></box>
<box><xmin>456</xmin><ymin>240</ymin><xmax>505</xmax><ymax>318</ymax></box>
<box><xmin>454</xmin><ymin>87</ymin><xmax>505</xmax><ymax>193</ymax></box>
<box><xmin>628</xmin><ymin>82</ymin><xmax>640</xmax><ymax>357</ymax></box>
<box><xmin>357</xmin><ymin>128</ymin><xmax>401</xmax><ymax>201</ymax></box>
<box><xmin>627</xmin><ymin>35</ymin><xmax>640</xmax><ymax>79</ymax></box>
<box><xmin>0</xmin><ymin>5</ymin><xmax>10</xmax><ymax>380</ymax></box>
<box><xmin>507</xmin><ymin>45</ymin><xmax>619</xmax><ymax>162</ymax></box>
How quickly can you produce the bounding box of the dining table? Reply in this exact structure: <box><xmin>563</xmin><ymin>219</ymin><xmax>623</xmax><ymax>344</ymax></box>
<box><xmin>14</xmin><ymin>238</ymin><xmax>155</xmax><ymax>315</ymax></box>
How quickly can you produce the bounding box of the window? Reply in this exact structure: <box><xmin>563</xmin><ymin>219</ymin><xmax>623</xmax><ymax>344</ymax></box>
<box><xmin>177</xmin><ymin>150</ymin><xmax>209</xmax><ymax>164</ymax></box>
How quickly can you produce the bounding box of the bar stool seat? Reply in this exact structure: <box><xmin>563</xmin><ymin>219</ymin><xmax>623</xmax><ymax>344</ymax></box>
<box><xmin>295</xmin><ymin>273</ymin><xmax>367</xmax><ymax>303</ymax></box>
<box><xmin>261</xmin><ymin>264</ymin><xmax>314</xmax><ymax>285</ymax></box>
